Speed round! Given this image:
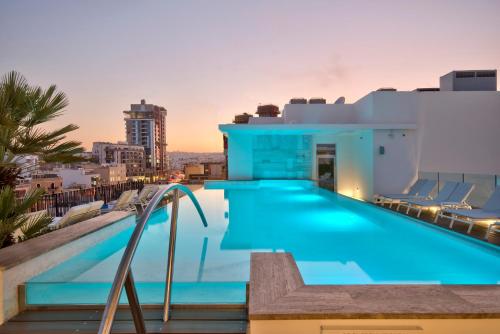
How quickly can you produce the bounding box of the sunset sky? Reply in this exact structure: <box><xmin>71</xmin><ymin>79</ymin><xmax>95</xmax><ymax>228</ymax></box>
<box><xmin>1</xmin><ymin>0</ymin><xmax>499</xmax><ymax>152</ymax></box>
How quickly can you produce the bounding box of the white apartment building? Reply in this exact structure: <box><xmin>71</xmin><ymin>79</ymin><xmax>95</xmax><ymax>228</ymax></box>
<box><xmin>92</xmin><ymin>164</ymin><xmax>127</xmax><ymax>185</ymax></box>
<box><xmin>56</xmin><ymin>168</ymin><xmax>100</xmax><ymax>189</ymax></box>
<box><xmin>219</xmin><ymin>70</ymin><xmax>500</xmax><ymax>201</ymax></box>
<box><xmin>92</xmin><ymin>142</ymin><xmax>145</xmax><ymax>177</ymax></box>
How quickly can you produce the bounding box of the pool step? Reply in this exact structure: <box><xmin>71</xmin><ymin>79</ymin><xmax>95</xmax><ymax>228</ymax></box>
<box><xmin>0</xmin><ymin>306</ymin><xmax>248</xmax><ymax>334</ymax></box>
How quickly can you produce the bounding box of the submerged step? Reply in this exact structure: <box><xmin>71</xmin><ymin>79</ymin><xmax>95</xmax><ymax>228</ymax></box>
<box><xmin>1</xmin><ymin>306</ymin><xmax>248</xmax><ymax>334</ymax></box>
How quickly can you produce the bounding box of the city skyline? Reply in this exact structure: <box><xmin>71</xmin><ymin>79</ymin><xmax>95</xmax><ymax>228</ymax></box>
<box><xmin>1</xmin><ymin>0</ymin><xmax>500</xmax><ymax>152</ymax></box>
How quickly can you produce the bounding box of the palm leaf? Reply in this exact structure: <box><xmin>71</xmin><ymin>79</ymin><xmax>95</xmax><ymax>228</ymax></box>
<box><xmin>19</xmin><ymin>211</ymin><xmax>52</xmax><ymax>241</ymax></box>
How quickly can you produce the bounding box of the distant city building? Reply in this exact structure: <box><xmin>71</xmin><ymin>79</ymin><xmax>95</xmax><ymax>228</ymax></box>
<box><xmin>124</xmin><ymin>99</ymin><xmax>168</xmax><ymax>178</ymax></box>
<box><xmin>78</xmin><ymin>152</ymin><xmax>94</xmax><ymax>160</ymax></box>
<box><xmin>184</xmin><ymin>164</ymin><xmax>205</xmax><ymax>180</ymax></box>
<box><xmin>55</xmin><ymin>168</ymin><xmax>100</xmax><ymax>189</ymax></box>
<box><xmin>15</xmin><ymin>155</ymin><xmax>39</xmax><ymax>179</ymax></box>
<box><xmin>184</xmin><ymin>162</ymin><xmax>226</xmax><ymax>181</ymax></box>
<box><xmin>92</xmin><ymin>164</ymin><xmax>127</xmax><ymax>185</ymax></box>
<box><xmin>92</xmin><ymin>142</ymin><xmax>145</xmax><ymax>178</ymax></box>
<box><xmin>28</xmin><ymin>173</ymin><xmax>64</xmax><ymax>194</ymax></box>
<box><xmin>168</xmin><ymin>151</ymin><xmax>225</xmax><ymax>171</ymax></box>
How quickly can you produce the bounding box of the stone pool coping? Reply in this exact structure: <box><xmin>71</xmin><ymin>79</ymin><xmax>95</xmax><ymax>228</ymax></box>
<box><xmin>249</xmin><ymin>253</ymin><xmax>500</xmax><ymax>320</ymax></box>
<box><xmin>0</xmin><ymin>211</ymin><xmax>134</xmax><ymax>270</ymax></box>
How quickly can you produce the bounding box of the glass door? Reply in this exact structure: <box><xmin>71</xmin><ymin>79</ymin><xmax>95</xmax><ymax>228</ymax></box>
<box><xmin>316</xmin><ymin>144</ymin><xmax>336</xmax><ymax>190</ymax></box>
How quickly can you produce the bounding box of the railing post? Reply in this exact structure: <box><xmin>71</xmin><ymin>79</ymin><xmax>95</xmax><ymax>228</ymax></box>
<box><xmin>163</xmin><ymin>188</ymin><xmax>180</xmax><ymax>322</ymax></box>
<box><xmin>97</xmin><ymin>184</ymin><xmax>207</xmax><ymax>334</ymax></box>
<box><xmin>124</xmin><ymin>270</ymin><xmax>146</xmax><ymax>334</ymax></box>
<box><xmin>54</xmin><ymin>193</ymin><xmax>59</xmax><ymax>217</ymax></box>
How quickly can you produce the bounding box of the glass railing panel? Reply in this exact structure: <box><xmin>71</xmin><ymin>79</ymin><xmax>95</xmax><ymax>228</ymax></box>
<box><xmin>418</xmin><ymin>171</ymin><xmax>438</xmax><ymax>181</ymax></box>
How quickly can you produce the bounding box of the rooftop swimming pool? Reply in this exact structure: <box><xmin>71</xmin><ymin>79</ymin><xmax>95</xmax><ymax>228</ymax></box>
<box><xmin>27</xmin><ymin>180</ymin><xmax>500</xmax><ymax>305</ymax></box>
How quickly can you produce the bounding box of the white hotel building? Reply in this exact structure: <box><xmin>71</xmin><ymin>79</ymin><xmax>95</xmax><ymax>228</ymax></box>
<box><xmin>219</xmin><ymin>70</ymin><xmax>500</xmax><ymax>201</ymax></box>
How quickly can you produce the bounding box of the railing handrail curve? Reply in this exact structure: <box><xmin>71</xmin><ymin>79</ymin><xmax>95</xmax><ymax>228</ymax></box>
<box><xmin>98</xmin><ymin>183</ymin><xmax>208</xmax><ymax>334</ymax></box>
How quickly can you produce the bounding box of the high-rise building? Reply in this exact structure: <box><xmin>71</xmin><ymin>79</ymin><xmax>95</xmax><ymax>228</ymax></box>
<box><xmin>124</xmin><ymin>99</ymin><xmax>168</xmax><ymax>177</ymax></box>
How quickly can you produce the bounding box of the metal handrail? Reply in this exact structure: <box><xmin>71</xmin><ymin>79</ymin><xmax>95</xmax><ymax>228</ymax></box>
<box><xmin>98</xmin><ymin>183</ymin><xmax>208</xmax><ymax>334</ymax></box>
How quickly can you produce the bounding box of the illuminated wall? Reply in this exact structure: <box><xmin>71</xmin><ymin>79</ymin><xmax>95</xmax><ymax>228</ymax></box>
<box><xmin>252</xmin><ymin>135</ymin><xmax>312</xmax><ymax>179</ymax></box>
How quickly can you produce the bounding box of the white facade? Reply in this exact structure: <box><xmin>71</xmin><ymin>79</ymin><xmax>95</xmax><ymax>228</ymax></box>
<box><xmin>219</xmin><ymin>72</ymin><xmax>500</xmax><ymax>201</ymax></box>
<box><xmin>56</xmin><ymin>168</ymin><xmax>100</xmax><ymax>189</ymax></box>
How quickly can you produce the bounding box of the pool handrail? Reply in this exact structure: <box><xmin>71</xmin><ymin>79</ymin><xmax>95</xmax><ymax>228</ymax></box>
<box><xmin>97</xmin><ymin>183</ymin><xmax>208</xmax><ymax>334</ymax></box>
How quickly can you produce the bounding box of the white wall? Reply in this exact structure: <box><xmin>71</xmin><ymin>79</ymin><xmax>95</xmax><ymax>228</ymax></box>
<box><xmin>373</xmin><ymin>129</ymin><xmax>419</xmax><ymax>195</ymax></box>
<box><xmin>336</xmin><ymin>131</ymin><xmax>374</xmax><ymax>200</ymax></box>
<box><xmin>57</xmin><ymin>169</ymin><xmax>96</xmax><ymax>188</ymax></box>
<box><xmin>227</xmin><ymin>133</ymin><xmax>253</xmax><ymax>180</ymax></box>
<box><xmin>248</xmin><ymin>117</ymin><xmax>284</xmax><ymax>124</ymax></box>
<box><xmin>283</xmin><ymin>104</ymin><xmax>356</xmax><ymax>124</ymax></box>
<box><xmin>313</xmin><ymin>131</ymin><xmax>374</xmax><ymax>200</ymax></box>
<box><xmin>356</xmin><ymin>92</ymin><xmax>419</xmax><ymax>124</ymax></box>
<box><xmin>417</xmin><ymin>92</ymin><xmax>500</xmax><ymax>175</ymax></box>
<box><xmin>250</xmin><ymin>319</ymin><xmax>500</xmax><ymax>334</ymax></box>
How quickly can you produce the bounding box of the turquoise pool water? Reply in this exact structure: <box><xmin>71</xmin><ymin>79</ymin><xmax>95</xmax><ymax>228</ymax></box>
<box><xmin>27</xmin><ymin>180</ymin><xmax>500</xmax><ymax>305</ymax></box>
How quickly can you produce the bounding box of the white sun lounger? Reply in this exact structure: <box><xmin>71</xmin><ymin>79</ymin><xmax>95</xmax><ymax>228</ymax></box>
<box><xmin>435</xmin><ymin>186</ymin><xmax>500</xmax><ymax>234</ymax></box>
<box><xmin>392</xmin><ymin>180</ymin><xmax>438</xmax><ymax>210</ymax></box>
<box><xmin>400</xmin><ymin>181</ymin><xmax>473</xmax><ymax>218</ymax></box>
<box><xmin>133</xmin><ymin>185</ymin><xmax>159</xmax><ymax>211</ymax></box>
<box><xmin>49</xmin><ymin>200</ymin><xmax>104</xmax><ymax>229</ymax></box>
<box><xmin>110</xmin><ymin>189</ymin><xmax>138</xmax><ymax>211</ymax></box>
<box><xmin>374</xmin><ymin>179</ymin><xmax>427</xmax><ymax>207</ymax></box>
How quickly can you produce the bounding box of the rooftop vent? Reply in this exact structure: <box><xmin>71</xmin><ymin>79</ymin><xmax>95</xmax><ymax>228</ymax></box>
<box><xmin>290</xmin><ymin>98</ymin><xmax>307</xmax><ymax>104</ymax></box>
<box><xmin>440</xmin><ymin>70</ymin><xmax>497</xmax><ymax>91</ymax></box>
<box><xmin>233</xmin><ymin>113</ymin><xmax>253</xmax><ymax>124</ymax></box>
<box><xmin>377</xmin><ymin>88</ymin><xmax>397</xmax><ymax>92</ymax></box>
<box><xmin>455</xmin><ymin>71</ymin><xmax>475</xmax><ymax>78</ymax></box>
<box><xmin>309</xmin><ymin>97</ymin><xmax>326</xmax><ymax>104</ymax></box>
<box><xmin>334</xmin><ymin>96</ymin><xmax>346</xmax><ymax>104</ymax></box>
<box><xmin>476</xmin><ymin>70</ymin><xmax>496</xmax><ymax>78</ymax></box>
<box><xmin>256</xmin><ymin>104</ymin><xmax>280</xmax><ymax>117</ymax></box>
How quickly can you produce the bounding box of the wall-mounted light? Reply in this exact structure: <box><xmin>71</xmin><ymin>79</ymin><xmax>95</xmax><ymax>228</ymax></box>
<box><xmin>379</xmin><ymin>146</ymin><xmax>385</xmax><ymax>155</ymax></box>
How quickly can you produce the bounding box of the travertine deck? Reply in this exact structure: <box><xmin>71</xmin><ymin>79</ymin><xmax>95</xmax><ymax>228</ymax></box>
<box><xmin>249</xmin><ymin>253</ymin><xmax>500</xmax><ymax>320</ymax></box>
<box><xmin>0</xmin><ymin>211</ymin><xmax>134</xmax><ymax>270</ymax></box>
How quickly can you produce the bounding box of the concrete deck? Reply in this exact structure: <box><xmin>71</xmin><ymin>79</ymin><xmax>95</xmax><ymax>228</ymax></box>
<box><xmin>249</xmin><ymin>253</ymin><xmax>500</xmax><ymax>320</ymax></box>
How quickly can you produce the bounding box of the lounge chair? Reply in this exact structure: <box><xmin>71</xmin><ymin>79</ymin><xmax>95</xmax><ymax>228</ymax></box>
<box><xmin>134</xmin><ymin>185</ymin><xmax>159</xmax><ymax>210</ymax></box>
<box><xmin>487</xmin><ymin>221</ymin><xmax>500</xmax><ymax>238</ymax></box>
<box><xmin>374</xmin><ymin>179</ymin><xmax>426</xmax><ymax>206</ymax></box>
<box><xmin>392</xmin><ymin>180</ymin><xmax>437</xmax><ymax>209</ymax></box>
<box><xmin>435</xmin><ymin>186</ymin><xmax>500</xmax><ymax>234</ymax></box>
<box><xmin>400</xmin><ymin>181</ymin><xmax>474</xmax><ymax>218</ymax></box>
<box><xmin>49</xmin><ymin>200</ymin><xmax>104</xmax><ymax>229</ymax></box>
<box><xmin>84</xmin><ymin>200</ymin><xmax>104</xmax><ymax>220</ymax></box>
<box><xmin>110</xmin><ymin>189</ymin><xmax>138</xmax><ymax>211</ymax></box>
